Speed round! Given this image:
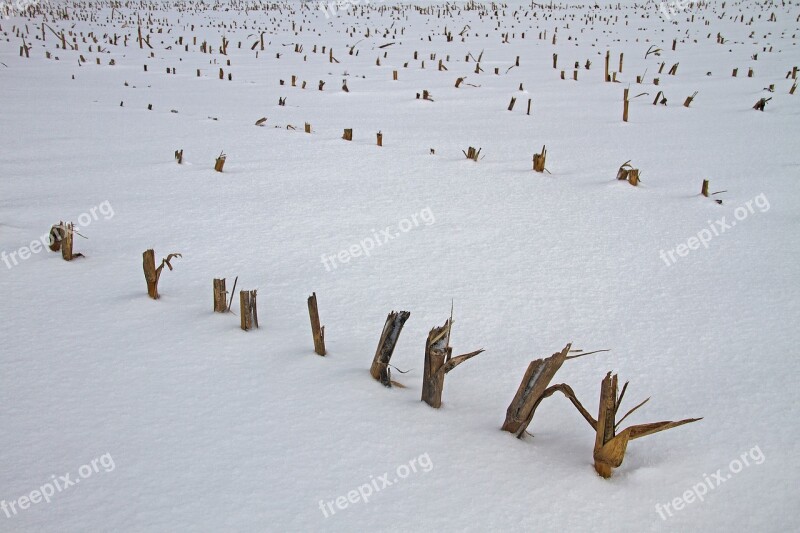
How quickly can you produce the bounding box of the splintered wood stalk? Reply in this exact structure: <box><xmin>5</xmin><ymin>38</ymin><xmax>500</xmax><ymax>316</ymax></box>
<box><xmin>753</xmin><ymin>97</ymin><xmax>771</xmax><ymax>111</ymax></box>
<box><xmin>60</xmin><ymin>222</ymin><xmax>82</xmax><ymax>261</ymax></box>
<box><xmin>213</xmin><ymin>278</ymin><xmax>227</xmax><ymax>312</ymax></box>
<box><xmin>376</xmin><ymin>132</ymin><xmax>383</xmax><ymax>146</ymax></box>
<box><xmin>623</xmin><ymin>88</ymin><xmax>630</xmax><ymax>122</ymax></box>
<box><xmin>342</xmin><ymin>128</ymin><xmax>353</xmax><ymax>141</ymax></box>
<box><xmin>421</xmin><ymin>318</ymin><xmax>484</xmax><ymax>408</ymax></box>
<box><xmin>370</xmin><ymin>311</ymin><xmax>411</xmax><ymax>387</ymax></box>
<box><xmin>307</xmin><ymin>292</ymin><xmax>326</xmax><ymax>356</ymax></box>
<box><xmin>683</xmin><ymin>91</ymin><xmax>698</xmax><ymax>107</ymax></box>
<box><xmin>532</xmin><ymin>145</ymin><xmax>547</xmax><ymax>173</ymax></box>
<box><xmin>593</xmin><ymin>372</ymin><xmax>701</xmax><ymax>478</ymax></box>
<box><xmin>701</xmin><ymin>179</ymin><xmax>710</xmax><ymax>197</ymax></box>
<box><xmin>175</xmin><ymin>149</ymin><xmax>183</xmax><ymax>164</ymax></box>
<box><xmin>142</xmin><ymin>249</ymin><xmax>181</xmax><ymax>299</ymax></box>
<box><xmin>214</xmin><ymin>152</ymin><xmax>226</xmax><ymax>172</ymax></box>
<box><xmin>616</xmin><ymin>161</ymin><xmax>640</xmax><ymax>186</ymax></box>
<box><xmin>501</xmin><ymin>343</ymin><xmax>601</xmax><ymax>437</ymax></box>
<box><xmin>239</xmin><ymin>289</ymin><xmax>258</xmax><ymax>331</ymax></box>
<box><xmin>463</xmin><ymin>146</ymin><xmax>481</xmax><ymax>161</ymax></box>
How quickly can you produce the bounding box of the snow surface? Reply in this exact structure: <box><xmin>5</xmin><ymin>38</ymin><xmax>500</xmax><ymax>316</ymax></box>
<box><xmin>1</xmin><ymin>0</ymin><xmax>799</xmax><ymax>531</ymax></box>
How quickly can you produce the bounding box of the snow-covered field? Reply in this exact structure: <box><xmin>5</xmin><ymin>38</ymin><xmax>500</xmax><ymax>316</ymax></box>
<box><xmin>1</xmin><ymin>0</ymin><xmax>798</xmax><ymax>531</ymax></box>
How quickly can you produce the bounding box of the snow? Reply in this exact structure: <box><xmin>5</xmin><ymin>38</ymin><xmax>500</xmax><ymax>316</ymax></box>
<box><xmin>1</xmin><ymin>0</ymin><xmax>798</xmax><ymax>531</ymax></box>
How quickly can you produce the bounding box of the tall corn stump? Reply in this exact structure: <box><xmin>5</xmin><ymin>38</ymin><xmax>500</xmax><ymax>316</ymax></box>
<box><xmin>214</xmin><ymin>152</ymin><xmax>226</xmax><ymax>172</ymax></box>
<box><xmin>307</xmin><ymin>292</ymin><xmax>326</xmax><ymax>356</ymax></box>
<box><xmin>533</xmin><ymin>145</ymin><xmax>547</xmax><ymax>172</ymax></box>
<box><xmin>463</xmin><ymin>147</ymin><xmax>481</xmax><ymax>161</ymax></box>
<box><xmin>376</xmin><ymin>132</ymin><xmax>383</xmax><ymax>146</ymax></box>
<box><xmin>175</xmin><ymin>149</ymin><xmax>183</xmax><ymax>164</ymax></box>
<box><xmin>421</xmin><ymin>319</ymin><xmax>484</xmax><ymax>408</ymax></box>
<box><xmin>342</xmin><ymin>128</ymin><xmax>353</xmax><ymax>141</ymax></box>
<box><xmin>240</xmin><ymin>290</ymin><xmax>259</xmax><ymax>331</ymax></box>
<box><xmin>508</xmin><ymin>97</ymin><xmax>516</xmax><ymax>111</ymax></box>
<box><xmin>142</xmin><ymin>249</ymin><xmax>181</xmax><ymax>299</ymax></box>
<box><xmin>501</xmin><ymin>345</ymin><xmax>606</xmax><ymax>437</ymax></box>
<box><xmin>593</xmin><ymin>372</ymin><xmax>701</xmax><ymax>478</ymax></box>
<box><xmin>60</xmin><ymin>222</ymin><xmax>80</xmax><ymax>261</ymax></box>
<box><xmin>701</xmin><ymin>179</ymin><xmax>710</xmax><ymax>197</ymax></box>
<box><xmin>213</xmin><ymin>278</ymin><xmax>227</xmax><ymax>312</ymax></box>
<box><xmin>501</xmin><ymin>344</ymin><xmax>591</xmax><ymax>436</ymax></box>
<box><xmin>623</xmin><ymin>88</ymin><xmax>630</xmax><ymax>122</ymax></box>
<box><xmin>683</xmin><ymin>91</ymin><xmax>698</xmax><ymax>107</ymax></box>
<box><xmin>370</xmin><ymin>311</ymin><xmax>411</xmax><ymax>387</ymax></box>
<box><xmin>617</xmin><ymin>161</ymin><xmax>640</xmax><ymax>186</ymax></box>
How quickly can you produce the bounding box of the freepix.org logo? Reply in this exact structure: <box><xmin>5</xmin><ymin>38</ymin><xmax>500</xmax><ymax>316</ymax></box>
<box><xmin>656</xmin><ymin>0</ymin><xmax>693</xmax><ymax>20</ymax></box>
<box><xmin>1</xmin><ymin>0</ymin><xmax>41</xmax><ymax>20</ymax></box>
